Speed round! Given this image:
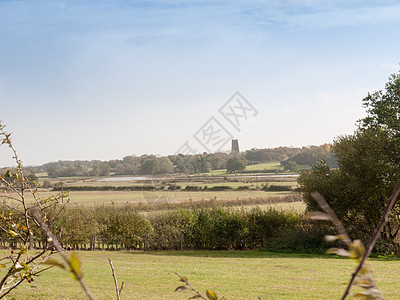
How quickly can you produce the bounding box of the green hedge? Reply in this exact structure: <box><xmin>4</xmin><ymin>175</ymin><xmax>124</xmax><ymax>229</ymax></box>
<box><xmin>0</xmin><ymin>204</ymin><xmax>335</xmax><ymax>253</ymax></box>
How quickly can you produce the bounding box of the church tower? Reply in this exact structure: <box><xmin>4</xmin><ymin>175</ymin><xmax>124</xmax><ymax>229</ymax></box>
<box><xmin>231</xmin><ymin>139</ymin><xmax>239</xmax><ymax>153</ymax></box>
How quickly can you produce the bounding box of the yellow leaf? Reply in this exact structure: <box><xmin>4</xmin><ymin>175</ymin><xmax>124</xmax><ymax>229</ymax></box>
<box><xmin>69</xmin><ymin>252</ymin><xmax>83</xmax><ymax>280</ymax></box>
<box><xmin>206</xmin><ymin>289</ymin><xmax>218</xmax><ymax>300</ymax></box>
<box><xmin>360</xmin><ymin>266</ymin><xmax>369</xmax><ymax>275</ymax></box>
<box><xmin>9</xmin><ymin>230</ymin><xmax>18</xmax><ymax>237</ymax></box>
<box><xmin>350</xmin><ymin>240</ymin><xmax>365</xmax><ymax>260</ymax></box>
<box><xmin>18</xmin><ymin>246</ymin><xmax>26</xmax><ymax>254</ymax></box>
<box><xmin>179</xmin><ymin>276</ymin><xmax>188</xmax><ymax>282</ymax></box>
<box><xmin>43</xmin><ymin>259</ymin><xmax>65</xmax><ymax>269</ymax></box>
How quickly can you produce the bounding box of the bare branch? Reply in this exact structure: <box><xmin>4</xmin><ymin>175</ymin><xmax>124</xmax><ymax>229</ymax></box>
<box><xmin>108</xmin><ymin>258</ymin><xmax>121</xmax><ymax>300</ymax></box>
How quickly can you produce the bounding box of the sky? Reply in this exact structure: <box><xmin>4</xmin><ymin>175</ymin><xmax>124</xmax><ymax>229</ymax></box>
<box><xmin>1</xmin><ymin>0</ymin><xmax>400</xmax><ymax>167</ymax></box>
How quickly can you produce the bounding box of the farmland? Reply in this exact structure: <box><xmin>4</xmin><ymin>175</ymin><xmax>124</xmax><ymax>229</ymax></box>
<box><xmin>31</xmin><ymin>162</ymin><xmax>301</xmax><ymax>209</ymax></box>
<box><xmin>0</xmin><ymin>161</ymin><xmax>359</xmax><ymax>299</ymax></box>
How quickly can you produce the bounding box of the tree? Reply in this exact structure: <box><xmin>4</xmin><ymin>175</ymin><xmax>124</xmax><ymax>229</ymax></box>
<box><xmin>283</xmin><ymin>161</ymin><xmax>299</xmax><ymax>172</ymax></box>
<box><xmin>226</xmin><ymin>157</ymin><xmax>246</xmax><ymax>173</ymax></box>
<box><xmin>140</xmin><ymin>157</ymin><xmax>160</xmax><ymax>175</ymax></box>
<box><xmin>361</xmin><ymin>71</ymin><xmax>400</xmax><ymax>136</ymax></box>
<box><xmin>298</xmin><ymin>69</ymin><xmax>400</xmax><ymax>247</ymax></box>
<box><xmin>158</xmin><ymin>157</ymin><xmax>174</xmax><ymax>174</ymax></box>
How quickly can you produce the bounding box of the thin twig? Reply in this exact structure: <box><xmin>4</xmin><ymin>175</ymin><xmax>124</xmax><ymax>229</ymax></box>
<box><xmin>49</xmin><ymin>201</ymin><xmax>69</xmax><ymax>228</ymax></box>
<box><xmin>108</xmin><ymin>258</ymin><xmax>121</xmax><ymax>300</ymax></box>
<box><xmin>341</xmin><ymin>180</ymin><xmax>400</xmax><ymax>300</ymax></box>
<box><xmin>0</xmin><ymin>278</ymin><xmax>24</xmax><ymax>299</ymax></box>
<box><xmin>119</xmin><ymin>282</ymin><xmax>124</xmax><ymax>295</ymax></box>
<box><xmin>311</xmin><ymin>192</ymin><xmax>351</xmax><ymax>246</ymax></box>
<box><xmin>175</xmin><ymin>272</ymin><xmax>208</xmax><ymax>300</ymax></box>
<box><xmin>32</xmin><ymin>211</ymin><xmax>95</xmax><ymax>300</ymax></box>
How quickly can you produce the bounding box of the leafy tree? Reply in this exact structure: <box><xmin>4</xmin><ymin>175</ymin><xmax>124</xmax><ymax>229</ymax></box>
<box><xmin>140</xmin><ymin>157</ymin><xmax>160</xmax><ymax>175</ymax></box>
<box><xmin>361</xmin><ymin>71</ymin><xmax>400</xmax><ymax>135</ymax></box>
<box><xmin>158</xmin><ymin>157</ymin><xmax>174</xmax><ymax>174</ymax></box>
<box><xmin>226</xmin><ymin>157</ymin><xmax>246</xmax><ymax>173</ymax></box>
<box><xmin>283</xmin><ymin>160</ymin><xmax>299</xmax><ymax>172</ymax></box>
<box><xmin>298</xmin><ymin>69</ymin><xmax>400</xmax><ymax>246</ymax></box>
<box><xmin>42</xmin><ymin>180</ymin><xmax>52</xmax><ymax>188</ymax></box>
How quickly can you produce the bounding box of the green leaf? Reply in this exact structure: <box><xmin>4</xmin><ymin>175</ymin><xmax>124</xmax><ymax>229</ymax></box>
<box><xmin>206</xmin><ymin>290</ymin><xmax>218</xmax><ymax>300</ymax></box>
<box><xmin>69</xmin><ymin>252</ymin><xmax>83</xmax><ymax>280</ymax></box>
<box><xmin>175</xmin><ymin>285</ymin><xmax>190</xmax><ymax>292</ymax></box>
<box><xmin>43</xmin><ymin>259</ymin><xmax>65</xmax><ymax>270</ymax></box>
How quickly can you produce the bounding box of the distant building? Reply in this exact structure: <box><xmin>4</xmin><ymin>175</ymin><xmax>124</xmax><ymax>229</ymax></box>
<box><xmin>231</xmin><ymin>139</ymin><xmax>239</xmax><ymax>153</ymax></box>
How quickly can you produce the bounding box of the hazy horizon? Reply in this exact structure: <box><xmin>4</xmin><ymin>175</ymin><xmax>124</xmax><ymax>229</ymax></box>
<box><xmin>1</xmin><ymin>1</ymin><xmax>400</xmax><ymax>167</ymax></box>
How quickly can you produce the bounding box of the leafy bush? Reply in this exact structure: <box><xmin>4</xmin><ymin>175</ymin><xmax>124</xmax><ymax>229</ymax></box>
<box><xmin>267</xmin><ymin>219</ymin><xmax>336</xmax><ymax>253</ymax></box>
<box><xmin>244</xmin><ymin>207</ymin><xmax>300</xmax><ymax>248</ymax></box>
<box><xmin>148</xmin><ymin>210</ymin><xmax>196</xmax><ymax>250</ymax></box>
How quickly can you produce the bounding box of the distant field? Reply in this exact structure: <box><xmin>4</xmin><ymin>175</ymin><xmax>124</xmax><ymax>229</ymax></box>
<box><xmin>26</xmin><ymin>190</ymin><xmax>296</xmax><ymax>207</ymax></box>
<box><xmin>28</xmin><ymin>172</ymin><xmax>301</xmax><ymax>209</ymax></box>
<box><xmin>4</xmin><ymin>250</ymin><xmax>400</xmax><ymax>299</ymax></box>
<box><xmin>246</xmin><ymin>161</ymin><xmax>284</xmax><ymax>171</ymax></box>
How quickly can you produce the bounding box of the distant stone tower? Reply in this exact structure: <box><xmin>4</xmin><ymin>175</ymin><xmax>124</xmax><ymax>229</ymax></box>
<box><xmin>231</xmin><ymin>139</ymin><xmax>239</xmax><ymax>153</ymax></box>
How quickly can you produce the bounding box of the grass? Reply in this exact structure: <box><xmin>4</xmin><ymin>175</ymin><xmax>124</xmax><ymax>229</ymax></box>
<box><xmin>24</xmin><ymin>190</ymin><xmax>295</xmax><ymax>207</ymax></box>
<box><xmin>246</xmin><ymin>161</ymin><xmax>284</xmax><ymax>171</ymax></box>
<box><xmin>5</xmin><ymin>250</ymin><xmax>400</xmax><ymax>299</ymax></box>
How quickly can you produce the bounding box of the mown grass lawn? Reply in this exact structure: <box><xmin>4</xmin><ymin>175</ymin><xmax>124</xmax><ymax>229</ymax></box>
<box><xmin>5</xmin><ymin>250</ymin><xmax>400</xmax><ymax>299</ymax></box>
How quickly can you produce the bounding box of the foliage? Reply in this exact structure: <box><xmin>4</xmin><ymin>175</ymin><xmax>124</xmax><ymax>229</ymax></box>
<box><xmin>298</xmin><ymin>70</ymin><xmax>400</xmax><ymax>246</ymax></box>
<box><xmin>281</xmin><ymin>144</ymin><xmax>337</xmax><ymax>168</ymax></box>
<box><xmin>361</xmin><ymin>71</ymin><xmax>400</xmax><ymax>136</ymax></box>
<box><xmin>298</xmin><ymin>131</ymin><xmax>400</xmax><ymax>242</ymax></box>
<box><xmin>283</xmin><ymin>160</ymin><xmax>299</xmax><ymax>172</ymax></box>
<box><xmin>245</xmin><ymin>146</ymin><xmax>302</xmax><ymax>162</ymax></box>
<box><xmin>0</xmin><ymin>122</ymin><xmax>72</xmax><ymax>298</ymax></box>
<box><xmin>308</xmin><ymin>192</ymin><xmax>389</xmax><ymax>299</ymax></box>
<box><xmin>226</xmin><ymin>157</ymin><xmax>246</xmax><ymax>173</ymax></box>
<box><xmin>175</xmin><ymin>273</ymin><xmax>221</xmax><ymax>300</ymax></box>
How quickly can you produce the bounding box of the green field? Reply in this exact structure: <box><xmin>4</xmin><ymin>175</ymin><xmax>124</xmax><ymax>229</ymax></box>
<box><xmin>4</xmin><ymin>250</ymin><xmax>400</xmax><ymax>299</ymax></box>
<box><xmin>245</xmin><ymin>161</ymin><xmax>284</xmax><ymax>171</ymax></box>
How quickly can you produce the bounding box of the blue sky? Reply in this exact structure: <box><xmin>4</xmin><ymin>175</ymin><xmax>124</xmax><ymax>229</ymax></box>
<box><xmin>1</xmin><ymin>0</ymin><xmax>400</xmax><ymax>166</ymax></box>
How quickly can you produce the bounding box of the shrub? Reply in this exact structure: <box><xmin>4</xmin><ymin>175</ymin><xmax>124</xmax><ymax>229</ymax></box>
<box><xmin>184</xmin><ymin>185</ymin><xmax>202</xmax><ymax>191</ymax></box>
<box><xmin>244</xmin><ymin>207</ymin><xmax>300</xmax><ymax>248</ymax></box>
<box><xmin>148</xmin><ymin>210</ymin><xmax>196</xmax><ymax>250</ymax></box>
<box><xmin>208</xmin><ymin>186</ymin><xmax>232</xmax><ymax>191</ymax></box>
<box><xmin>267</xmin><ymin>219</ymin><xmax>336</xmax><ymax>253</ymax></box>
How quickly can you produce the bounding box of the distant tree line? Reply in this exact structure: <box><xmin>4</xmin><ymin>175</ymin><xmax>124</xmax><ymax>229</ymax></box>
<box><xmin>19</xmin><ymin>144</ymin><xmax>337</xmax><ymax>178</ymax></box>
